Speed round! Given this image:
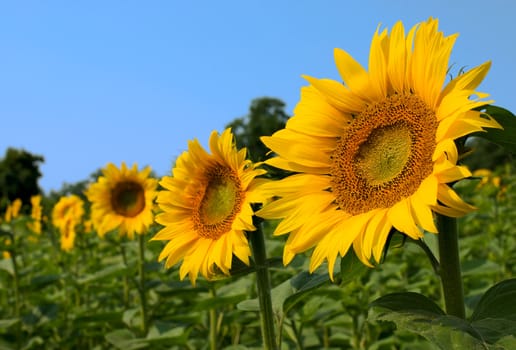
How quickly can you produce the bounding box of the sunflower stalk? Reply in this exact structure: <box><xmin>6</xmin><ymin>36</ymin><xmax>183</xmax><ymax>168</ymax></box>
<box><xmin>119</xmin><ymin>241</ymin><xmax>130</xmax><ymax>307</ymax></box>
<box><xmin>8</xmin><ymin>235</ymin><xmax>22</xmax><ymax>350</ymax></box>
<box><xmin>249</xmin><ymin>218</ymin><xmax>277</xmax><ymax>350</ymax></box>
<box><xmin>436</xmin><ymin>214</ymin><xmax>465</xmax><ymax>319</ymax></box>
<box><xmin>209</xmin><ymin>287</ymin><xmax>218</xmax><ymax>350</ymax></box>
<box><xmin>137</xmin><ymin>233</ymin><xmax>149</xmax><ymax>335</ymax></box>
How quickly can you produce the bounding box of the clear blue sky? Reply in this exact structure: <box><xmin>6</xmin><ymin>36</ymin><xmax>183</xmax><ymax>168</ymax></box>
<box><xmin>1</xmin><ymin>1</ymin><xmax>515</xmax><ymax>193</ymax></box>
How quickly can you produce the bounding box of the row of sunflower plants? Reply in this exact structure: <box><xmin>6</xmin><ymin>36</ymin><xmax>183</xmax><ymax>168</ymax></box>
<box><xmin>1</xmin><ymin>17</ymin><xmax>516</xmax><ymax>349</ymax></box>
<box><xmin>0</xmin><ymin>161</ymin><xmax>514</xmax><ymax>349</ymax></box>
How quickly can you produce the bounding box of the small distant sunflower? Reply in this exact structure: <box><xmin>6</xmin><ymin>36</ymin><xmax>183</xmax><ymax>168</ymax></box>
<box><xmin>52</xmin><ymin>195</ymin><xmax>85</xmax><ymax>251</ymax></box>
<box><xmin>28</xmin><ymin>195</ymin><xmax>43</xmax><ymax>234</ymax></box>
<box><xmin>258</xmin><ymin>18</ymin><xmax>502</xmax><ymax>276</ymax></box>
<box><xmin>152</xmin><ymin>128</ymin><xmax>269</xmax><ymax>284</ymax></box>
<box><xmin>60</xmin><ymin>219</ymin><xmax>76</xmax><ymax>251</ymax></box>
<box><xmin>86</xmin><ymin>162</ymin><xmax>157</xmax><ymax>239</ymax></box>
<box><xmin>52</xmin><ymin>195</ymin><xmax>84</xmax><ymax>230</ymax></box>
<box><xmin>4</xmin><ymin>198</ymin><xmax>22</xmax><ymax>223</ymax></box>
<box><xmin>2</xmin><ymin>238</ymin><xmax>11</xmax><ymax>259</ymax></box>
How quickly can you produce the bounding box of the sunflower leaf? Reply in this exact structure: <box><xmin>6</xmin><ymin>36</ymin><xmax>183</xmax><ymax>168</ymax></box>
<box><xmin>468</xmin><ymin>278</ymin><xmax>516</xmax><ymax>344</ymax></box>
<box><xmin>283</xmin><ymin>271</ymin><xmax>331</xmax><ymax>315</ymax></box>
<box><xmin>340</xmin><ymin>248</ymin><xmax>369</xmax><ymax>285</ymax></box>
<box><xmin>470</xmin><ymin>278</ymin><xmax>516</xmax><ymax>322</ymax></box>
<box><xmin>475</xmin><ymin>105</ymin><xmax>516</xmax><ymax>154</ymax></box>
<box><xmin>76</xmin><ymin>263</ymin><xmax>129</xmax><ymax>285</ymax></box>
<box><xmin>370</xmin><ymin>292</ymin><xmax>487</xmax><ymax>349</ymax></box>
<box><xmin>371</xmin><ymin>291</ymin><xmax>445</xmax><ymax>316</ymax></box>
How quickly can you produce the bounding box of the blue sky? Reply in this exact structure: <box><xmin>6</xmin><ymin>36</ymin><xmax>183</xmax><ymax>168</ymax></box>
<box><xmin>1</xmin><ymin>1</ymin><xmax>515</xmax><ymax>193</ymax></box>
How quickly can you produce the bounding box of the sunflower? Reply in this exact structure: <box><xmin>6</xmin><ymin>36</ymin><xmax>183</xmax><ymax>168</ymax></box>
<box><xmin>52</xmin><ymin>195</ymin><xmax>84</xmax><ymax>230</ymax></box>
<box><xmin>86</xmin><ymin>162</ymin><xmax>157</xmax><ymax>239</ymax></box>
<box><xmin>152</xmin><ymin>128</ymin><xmax>269</xmax><ymax>284</ymax></box>
<box><xmin>257</xmin><ymin>18</ymin><xmax>502</xmax><ymax>277</ymax></box>
<box><xmin>52</xmin><ymin>195</ymin><xmax>85</xmax><ymax>251</ymax></box>
<box><xmin>27</xmin><ymin>195</ymin><xmax>43</xmax><ymax>234</ymax></box>
<box><xmin>60</xmin><ymin>219</ymin><xmax>76</xmax><ymax>252</ymax></box>
<box><xmin>4</xmin><ymin>198</ymin><xmax>22</xmax><ymax>223</ymax></box>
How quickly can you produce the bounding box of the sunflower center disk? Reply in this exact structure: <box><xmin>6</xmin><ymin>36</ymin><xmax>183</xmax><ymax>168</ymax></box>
<box><xmin>196</xmin><ymin>166</ymin><xmax>242</xmax><ymax>240</ymax></box>
<box><xmin>111</xmin><ymin>181</ymin><xmax>146</xmax><ymax>217</ymax></box>
<box><xmin>330</xmin><ymin>93</ymin><xmax>438</xmax><ymax>215</ymax></box>
<box><xmin>355</xmin><ymin>124</ymin><xmax>412</xmax><ymax>186</ymax></box>
<box><xmin>200</xmin><ymin>179</ymin><xmax>239</xmax><ymax>225</ymax></box>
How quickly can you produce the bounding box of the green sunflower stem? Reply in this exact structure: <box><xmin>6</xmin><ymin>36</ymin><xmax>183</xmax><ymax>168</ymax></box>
<box><xmin>10</xmin><ymin>242</ymin><xmax>22</xmax><ymax>350</ymax></box>
<box><xmin>209</xmin><ymin>287</ymin><xmax>218</xmax><ymax>350</ymax></box>
<box><xmin>119</xmin><ymin>242</ymin><xmax>130</xmax><ymax>307</ymax></box>
<box><xmin>249</xmin><ymin>218</ymin><xmax>277</xmax><ymax>350</ymax></box>
<box><xmin>137</xmin><ymin>233</ymin><xmax>149</xmax><ymax>335</ymax></box>
<box><xmin>436</xmin><ymin>214</ymin><xmax>466</xmax><ymax>319</ymax></box>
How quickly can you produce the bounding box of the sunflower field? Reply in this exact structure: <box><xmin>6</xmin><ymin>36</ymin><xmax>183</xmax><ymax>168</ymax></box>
<box><xmin>0</xmin><ymin>162</ymin><xmax>515</xmax><ymax>349</ymax></box>
<box><xmin>2</xmin><ymin>18</ymin><xmax>516</xmax><ymax>350</ymax></box>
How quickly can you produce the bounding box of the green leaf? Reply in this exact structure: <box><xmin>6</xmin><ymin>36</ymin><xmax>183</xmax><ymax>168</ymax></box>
<box><xmin>73</xmin><ymin>311</ymin><xmax>122</xmax><ymax>325</ymax></box>
<box><xmin>0</xmin><ymin>319</ymin><xmax>19</xmax><ymax>328</ymax></box>
<box><xmin>76</xmin><ymin>263</ymin><xmax>128</xmax><ymax>285</ymax></box>
<box><xmin>0</xmin><ymin>258</ymin><xmax>14</xmax><ymax>276</ymax></box>
<box><xmin>475</xmin><ymin>105</ymin><xmax>516</xmax><ymax>154</ymax></box>
<box><xmin>495</xmin><ymin>335</ymin><xmax>516</xmax><ymax>349</ymax></box>
<box><xmin>27</xmin><ymin>274</ymin><xmax>61</xmax><ymax>291</ymax></box>
<box><xmin>371</xmin><ymin>292</ymin><xmax>445</xmax><ymax>316</ymax></box>
<box><xmin>340</xmin><ymin>248</ymin><xmax>369</xmax><ymax>285</ymax></box>
<box><xmin>370</xmin><ymin>292</ymin><xmax>489</xmax><ymax>349</ymax></box>
<box><xmin>104</xmin><ymin>329</ymin><xmax>145</xmax><ymax>350</ymax></box>
<box><xmin>471</xmin><ymin>318</ymin><xmax>516</xmax><ymax>345</ymax></box>
<box><xmin>145</xmin><ymin>323</ymin><xmax>189</xmax><ymax>345</ymax></box>
<box><xmin>237</xmin><ymin>279</ymin><xmax>294</xmax><ymax>314</ymax></box>
<box><xmin>283</xmin><ymin>272</ymin><xmax>329</xmax><ymax>314</ymax></box>
<box><xmin>462</xmin><ymin>259</ymin><xmax>502</xmax><ymax>278</ymax></box>
<box><xmin>194</xmin><ymin>294</ymin><xmax>247</xmax><ymax>311</ymax></box>
<box><xmin>471</xmin><ymin>278</ymin><xmax>516</xmax><ymax>322</ymax></box>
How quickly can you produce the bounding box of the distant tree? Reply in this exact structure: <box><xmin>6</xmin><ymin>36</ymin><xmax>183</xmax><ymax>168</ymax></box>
<box><xmin>0</xmin><ymin>148</ymin><xmax>44</xmax><ymax>212</ymax></box>
<box><xmin>226</xmin><ymin>97</ymin><xmax>289</xmax><ymax>163</ymax></box>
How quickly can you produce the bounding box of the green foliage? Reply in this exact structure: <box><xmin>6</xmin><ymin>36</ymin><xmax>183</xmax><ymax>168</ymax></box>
<box><xmin>0</xmin><ymin>148</ymin><xmax>44</xmax><ymax>212</ymax></box>
<box><xmin>0</xmin><ymin>137</ymin><xmax>515</xmax><ymax>349</ymax></box>
<box><xmin>476</xmin><ymin>105</ymin><xmax>516</xmax><ymax>155</ymax></box>
<box><xmin>371</xmin><ymin>279</ymin><xmax>516</xmax><ymax>349</ymax></box>
<box><xmin>463</xmin><ymin>105</ymin><xmax>515</xmax><ymax>171</ymax></box>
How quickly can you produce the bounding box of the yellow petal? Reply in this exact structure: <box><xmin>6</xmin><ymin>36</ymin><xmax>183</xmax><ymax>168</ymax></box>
<box><xmin>368</xmin><ymin>26</ymin><xmax>388</xmax><ymax>98</ymax></box>
<box><xmin>334</xmin><ymin>48</ymin><xmax>370</xmax><ymax>98</ymax></box>
<box><xmin>387</xmin><ymin>21</ymin><xmax>407</xmax><ymax>93</ymax></box>
<box><xmin>442</xmin><ymin>61</ymin><xmax>491</xmax><ymax>97</ymax></box>
<box><xmin>435</xmin><ymin>184</ymin><xmax>476</xmax><ymax>216</ymax></box>
<box><xmin>410</xmin><ymin>196</ymin><xmax>438</xmax><ymax>233</ymax></box>
<box><xmin>387</xmin><ymin>199</ymin><xmax>423</xmax><ymax>240</ymax></box>
<box><xmin>264</xmin><ymin>156</ymin><xmax>329</xmax><ymax>174</ymax></box>
<box><xmin>303</xmin><ymin>76</ymin><xmax>366</xmax><ymax>113</ymax></box>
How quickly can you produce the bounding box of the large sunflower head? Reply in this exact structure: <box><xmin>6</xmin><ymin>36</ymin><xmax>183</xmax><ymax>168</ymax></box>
<box><xmin>86</xmin><ymin>162</ymin><xmax>157</xmax><ymax>239</ymax></box>
<box><xmin>258</xmin><ymin>18</ymin><xmax>502</xmax><ymax>277</ymax></box>
<box><xmin>152</xmin><ymin>128</ymin><xmax>269</xmax><ymax>285</ymax></box>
